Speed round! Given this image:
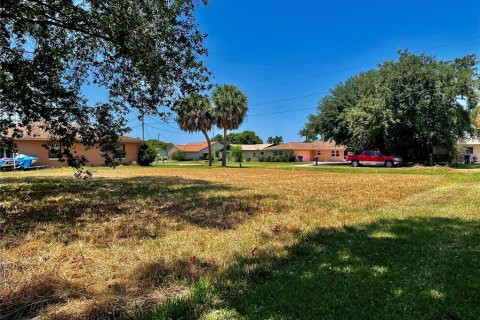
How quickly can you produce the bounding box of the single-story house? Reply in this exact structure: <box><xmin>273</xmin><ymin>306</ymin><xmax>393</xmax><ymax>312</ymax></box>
<box><xmin>463</xmin><ymin>138</ymin><xmax>480</xmax><ymax>163</ymax></box>
<box><xmin>226</xmin><ymin>144</ymin><xmax>273</xmax><ymax>161</ymax></box>
<box><xmin>263</xmin><ymin>141</ymin><xmax>346</xmax><ymax>162</ymax></box>
<box><xmin>168</xmin><ymin>141</ymin><xmax>223</xmax><ymax>160</ymax></box>
<box><xmin>1</xmin><ymin>124</ymin><xmax>143</xmax><ymax>167</ymax></box>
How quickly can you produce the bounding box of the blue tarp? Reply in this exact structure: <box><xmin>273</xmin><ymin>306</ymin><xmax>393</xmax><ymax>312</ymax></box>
<box><xmin>0</xmin><ymin>154</ymin><xmax>39</xmax><ymax>169</ymax></box>
<box><xmin>16</xmin><ymin>155</ymin><xmax>39</xmax><ymax>168</ymax></box>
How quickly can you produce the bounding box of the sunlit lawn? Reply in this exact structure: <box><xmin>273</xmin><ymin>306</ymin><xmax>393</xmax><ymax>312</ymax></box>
<box><xmin>1</xmin><ymin>165</ymin><xmax>479</xmax><ymax>319</ymax></box>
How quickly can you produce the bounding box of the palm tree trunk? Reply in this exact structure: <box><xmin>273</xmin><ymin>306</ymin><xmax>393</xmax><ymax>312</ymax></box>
<box><xmin>222</xmin><ymin>127</ymin><xmax>227</xmax><ymax>167</ymax></box>
<box><xmin>202</xmin><ymin>129</ymin><xmax>212</xmax><ymax>166</ymax></box>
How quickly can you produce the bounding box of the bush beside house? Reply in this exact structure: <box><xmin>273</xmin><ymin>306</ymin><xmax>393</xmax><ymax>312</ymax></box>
<box><xmin>172</xmin><ymin>150</ymin><xmax>186</xmax><ymax>161</ymax></box>
<box><xmin>138</xmin><ymin>143</ymin><xmax>157</xmax><ymax>166</ymax></box>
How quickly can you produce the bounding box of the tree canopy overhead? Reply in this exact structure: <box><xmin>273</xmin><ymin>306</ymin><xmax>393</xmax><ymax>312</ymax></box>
<box><xmin>301</xmin><ymin>51</ymin><xmax>479</xmax><ymax>164</ymax></box>
<box><xmin>1</xmin><ymin>0</ymin><xmax>210</xmax><ymax>166</ymax></box>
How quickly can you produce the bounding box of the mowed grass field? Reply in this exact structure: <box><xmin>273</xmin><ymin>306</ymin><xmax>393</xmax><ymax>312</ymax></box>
<box><xmin>1</xmin><ymin>165</ymin><xmax>480</xmax><ymax>319</ymax></box>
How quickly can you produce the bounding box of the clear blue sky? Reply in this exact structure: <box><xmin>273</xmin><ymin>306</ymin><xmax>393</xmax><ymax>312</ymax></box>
<box><xmin>98</xmin><ymin>0</ymin><xmax>480</xmax><ymax>144</ymax></box>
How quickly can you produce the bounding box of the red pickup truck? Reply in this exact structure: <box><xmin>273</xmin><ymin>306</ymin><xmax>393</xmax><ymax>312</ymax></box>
<box><xmin>346</xmin><ymin>150</ymin><xmax>402</xmax><ymax>167</ymax></box>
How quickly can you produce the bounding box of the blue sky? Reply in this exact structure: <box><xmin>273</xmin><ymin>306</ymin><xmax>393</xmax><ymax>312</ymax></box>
<box><xmin>98</xmin><ymin>0</ymin><xmax>480</xmax><ymax>144</ymax></box>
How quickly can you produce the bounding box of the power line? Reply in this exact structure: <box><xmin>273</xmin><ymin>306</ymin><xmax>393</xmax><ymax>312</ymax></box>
<box><xmin>143</xmin><ymin>123</ymin><xmax>191</xmax><ymax>135</ymax></box>
<box><xmin>246</xmin><ymin>84</ymin><xmax>473</xmax><ymax>118</ymax></box>
<box><xmin>145</xmin><ymin>115</ymin><xmax>182</xmax><ymax>131</ymax></box>
<box><xmin>248</xmin><ymin>107</ymin><xmax>316</xmax><ymax>117</ymax></box>
<box><xmin>250</xmin><ymin>90</ymin><xmax>329</xmax><ymax>107</ymax></box>
<box><xmin>247</xmin><ymin>35</ymin><xmax>480</xmax><ymax>91</ymax></box>
<box><xmin>249</xmin><ymin>63</ymin><xmax>373</xmax><ymax>91</ymax></box>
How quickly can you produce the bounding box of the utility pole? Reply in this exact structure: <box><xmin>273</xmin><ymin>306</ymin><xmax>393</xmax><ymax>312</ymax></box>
<box><xmin>141</xmin><ymin>114</ymin><xmax>145</xmax><ymax>141</ymax></box>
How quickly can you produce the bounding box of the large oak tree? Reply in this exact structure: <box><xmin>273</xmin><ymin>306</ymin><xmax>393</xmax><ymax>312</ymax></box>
<box><xmin>301</xmin><ymin>51</ymin><xmax>479</xmax><ymax>164</ymax></box>
<box><xmin>0</xmin><ymin>0</ymin><xmax>210</xmax><ymax>166</ymax></box>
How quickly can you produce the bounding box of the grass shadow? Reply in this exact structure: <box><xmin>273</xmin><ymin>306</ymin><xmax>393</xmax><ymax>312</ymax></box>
<box><xmin>217</xmin><ymin>217</ymin><xmax>480</xmax><ymax>319</ymax></box>
<box><xmin>1</xmin><ymin>175</ymin><xmax>266</xmax><ymax>240</ymax></box>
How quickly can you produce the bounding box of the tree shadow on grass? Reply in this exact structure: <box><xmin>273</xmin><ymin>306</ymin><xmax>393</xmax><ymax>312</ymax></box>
<box><xmin>1</xmin><ymin>175</ymin><xmax>268</xmax><ymax>238</ymax></box>
<box><xmin>219</xmin><ymin>217</ymin><xmax>480</xmax><ymax>320</ymax></box>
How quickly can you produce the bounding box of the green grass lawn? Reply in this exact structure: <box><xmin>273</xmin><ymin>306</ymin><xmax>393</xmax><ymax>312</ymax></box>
<box><xmin>1</xmin><ymin>165</ymin><xmax>480</xmax><ymax>319</ymax></box>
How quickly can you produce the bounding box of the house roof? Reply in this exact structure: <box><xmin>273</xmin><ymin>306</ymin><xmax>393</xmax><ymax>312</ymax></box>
<box><xmin>230</xmin><ymin>144</ymin><xmax>273</xmax><ymax>151</ymax></box>
<box><xmin>173</xmin><ymin>141</ymin><xmax>221</xmax><ymax>153</ymax></box>
<box><xmin>265</xmin><ymin>141</ymin><xmax>343</xmax><ymax>151</ymax></box>
<box><xmin>9</xmin><ymin>123</ymin><xmax>143</xmax><ymax>143</ymax></box>
<box><xmin>463</xmin><ymin>138</ymin><xmax>480</xmax><ymax>146</ymax></box>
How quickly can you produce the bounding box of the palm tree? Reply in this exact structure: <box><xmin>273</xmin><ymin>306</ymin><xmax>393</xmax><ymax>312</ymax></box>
<box><xmin>176</xmin><ymin>95</ymin><xmax>215</xmax><ymax>166</ymax></box>
<box><xmin>212</xmin><ymin>84</ymin><xmax>248</xmax><ymax>167</ymax></box>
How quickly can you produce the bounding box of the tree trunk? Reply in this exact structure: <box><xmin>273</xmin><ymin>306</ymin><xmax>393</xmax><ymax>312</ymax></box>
<box><xmin>202</xmin><ymin>130</ymin><xmax>212</xmax><ymax>166</ymax></box>
<box><xmin>222</xmin><ymin>127</ymin><xmax>227</xmax><ymax>167</ymax></box>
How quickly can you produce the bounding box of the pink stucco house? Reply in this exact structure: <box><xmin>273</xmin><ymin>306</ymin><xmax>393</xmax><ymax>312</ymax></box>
<box><xmin>264</xmin><ymin>141</ymin><xmax>346</xmax><ymax>162</ymax></box>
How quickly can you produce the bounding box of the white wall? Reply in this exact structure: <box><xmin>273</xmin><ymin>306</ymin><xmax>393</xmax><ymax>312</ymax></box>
<box><xmin>471</xmin><ymin>145</ymin><xmax>480</xmax><ymax>163</ymax></box>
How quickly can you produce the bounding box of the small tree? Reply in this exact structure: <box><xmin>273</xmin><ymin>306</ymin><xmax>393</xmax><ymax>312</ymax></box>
<box><xmin>451</xmin><ymin>143</ymin><xmax>467</xmax><ymax>166</ymax></box>
<box><xmin>138</xmin><ymin>143</ymin><xmax>157</xmax><ymax>166</ymax></box>
<box><xmin>172</xmin><ymin>150</ymin><xmax>186</xmax><ymax>161</ymax></box>
<box><xmin>214</xmin><ymin>147</ymin><xmax>221</xmax><ymax>161</ymax></box>
<box><xmin>230</xmin><ymin>145</ymin><xmax>243</xmax><ymax>167</ymax></box>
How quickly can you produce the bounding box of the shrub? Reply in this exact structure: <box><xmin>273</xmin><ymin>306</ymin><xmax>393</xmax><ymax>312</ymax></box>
<box><xmin>138</xmin><ymin>143</ymin><xmax>157</xmax><ymax>166</ymax></box>
<box><xmin>230</xmin><ymin>146</ymin><xmax>243</xmax><ymax>162</ymax></box>
<box><xmin>450</xmin><ymin>143</ymin><xmax>467</xmax><ymax>166</ymax></box>
<box><xmin>214</xmin><ymin>147</ymin><xmax>221</xmax><ymax>161</ymax></box>
<box><xmin>172</xmin><ymin>150</ymin><xmax>186</xmax><ymax>161</ymax></box>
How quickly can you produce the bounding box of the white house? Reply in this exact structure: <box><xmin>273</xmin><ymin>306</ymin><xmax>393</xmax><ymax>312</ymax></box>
<box><xmin>226</xmin><ymin>144</ymin><xmax>273</xmax><ymax>161</ymax></box>
<box><xmin>463</xmin><ymin>138</ymin><xmax>480</xmax><ymax>163</ymax></box>
<box><xmin>168</xmin><ymin>141</ymin><xmax>223</xmax><ymax>160</ymax></box>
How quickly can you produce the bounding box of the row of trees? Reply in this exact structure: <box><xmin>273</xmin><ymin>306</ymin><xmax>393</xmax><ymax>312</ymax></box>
<box><xmin>176</xmin><ymin>84</ymin><xmax>248</xmax><ymax>166</ymax></box>
<box><xmin>212</xmin><ymin>131</ymin><xmax>262</xmax><ymax>144</ymax></box>
<box><xmin>301</xmin><ymin>51</ymin><xmax>479</xmax><ymax>164</ymax></box>
<box><xmin>211</xmin><ymin>132</ymin><xmax>283</xmax><ymax>145</ymax></box>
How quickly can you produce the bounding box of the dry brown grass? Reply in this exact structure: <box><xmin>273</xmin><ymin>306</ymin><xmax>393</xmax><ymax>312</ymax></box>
<box><xmin>0</xmin><ymin>167</ymin><xmax>444</xmax><ymax>319</ymax></box>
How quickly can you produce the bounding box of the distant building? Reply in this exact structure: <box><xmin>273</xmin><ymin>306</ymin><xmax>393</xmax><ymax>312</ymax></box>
<box><xmin>0</xmin><ymin>123</ymin><xmax>143</xmax><ymax>167</ymax></box>
<box><xmin>463</xmin><ymin>138</ymin><xmax>480</xmax><ymax>163</ymax></box>
<box><xmin>263</xmin><ymin>141</ymin><xmax>346</xmax><ymax>162</ymax></box>
<box><xmin>168</xmin><ymin>141</ymin><xmax>223</xmax><ymax>160</ymax></box>
<box><xmin>225</xmin><ymin>144</ymin><xmax>273</xmax><ymax>161</ymax></box>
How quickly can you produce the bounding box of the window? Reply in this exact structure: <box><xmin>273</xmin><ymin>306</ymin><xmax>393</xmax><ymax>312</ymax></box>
<box><xmin>273</xmin><ymin>151</ymin><xmax>278</xmax><ymax>156</ymax></box>
<box><xmin>116</xmin><ymin>144</ymin><xmax>126</xmax><ymax>159</ymax></box>
<box><xmin>316</xmin><ymin>150</ymin><xmax>321</xmax><ymax>156</ymax></box>
<box><xmin>466</xmin><ymin>147</ymin><xmax>474</xmax><ymax>155</ymax></box>
<box><xmin>48</xmin><ymin>144</ymin><xmax>61</xmax><ymax>159</ymax></box>
<box><xmin>253</xmin><ymin>153</ymin><xmax>256</xmax><ymax>157</ymax></box>
<box><xmin>331</xmin><ymin>150</ymin><xmax>340</xmax><ymax>157</ymax></box>
<box><xmin>278</xmin><ymin>151</ymin><xmax>283</xmax><ymax>155</ymax></box>
<box><xmin>260</xmin><ymin>151</ymin><xmax>264</xmax><ymax>155</ymax></box>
